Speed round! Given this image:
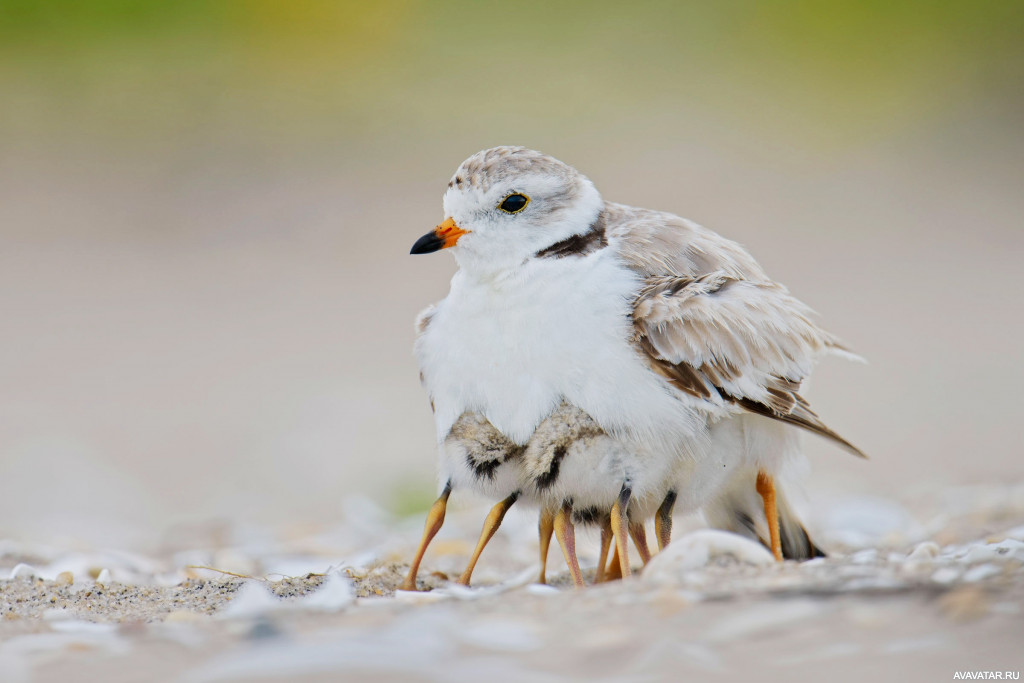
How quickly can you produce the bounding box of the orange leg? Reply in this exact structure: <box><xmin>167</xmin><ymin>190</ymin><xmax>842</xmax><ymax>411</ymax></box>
<box><xmin>400</xmin><ymin>482</ymin><xmax>452</xmax><ymax>591</ymax></box>
<box><xmin>605</xmin><ymin>544</ymin><xmax>623</xmax><ymax>581</ymax></box>
<box><xmin>458</xmin><ymin>492</ymin><xmax>519</xmax><ymax>586</ymax></box>
<box><xmin>756</xmin><ymin>470</ymin><xmax>783</xmax><ymax>562</ymax></box>
<box><xmin>609</xmin><ymin>485</ymin><xmax>633</xmax><ymax>578</ymax></box>
<box><xmin>654</xmin><ymin>490</ymin><xmax>676</xmax><ymax>552</ymax></box>
<box><xmin>538</xmin><ymin>507</ymin><xmax>555</xmax><ymax>584</ymax></box>
<box><xmin>554</xmin><ymin>500</ymin><xmax>586</xmax><ymax>588</ymax></box>
<box><xmin>594</xmin><ymin>516</ymin><xmax>613</xmax><ymax>583</ymax></box>
<box><xmin>629</xmin><ymin>521</ymin><xmax>652</xmax><ymax>565</ymax></box>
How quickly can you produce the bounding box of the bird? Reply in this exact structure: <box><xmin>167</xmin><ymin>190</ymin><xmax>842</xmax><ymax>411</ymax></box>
<box><xmin>400</xmin><ymin>146</ymin><xmax>862</xmax><ymax>590</ymax></box>
<box><xmin>622</xmin><ymin>217</ymin><xmax>867</xmax><ymax>561</ymax></box>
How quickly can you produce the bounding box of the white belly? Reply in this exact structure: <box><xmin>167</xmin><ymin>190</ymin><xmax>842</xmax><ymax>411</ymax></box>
<box><xmin>416</xmin><ymin>250</ymin><xmax>705</xmax><ymax>454</ymax></box>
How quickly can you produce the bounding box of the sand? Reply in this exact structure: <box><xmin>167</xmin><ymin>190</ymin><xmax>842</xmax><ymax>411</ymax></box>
<box><xmin>2</xmin><ymin>484</ymin><xmax>1022</xmax><ymax>683</ymax></box>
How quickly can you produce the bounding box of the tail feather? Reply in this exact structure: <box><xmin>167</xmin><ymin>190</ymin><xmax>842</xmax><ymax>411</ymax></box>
<box><xmin>778</xmin><ymin>520</ymin><xmax>826</xmax><ymax>560</ymax></box>
<box><xmin>735</xmin><ymin>395</ymin><xmax>866</xmax><ymax>459</ymax></box>
<box><xmin>704</xmin><ymin>476</ymin><xmax>825</xmax><ymax>561</ymax></box>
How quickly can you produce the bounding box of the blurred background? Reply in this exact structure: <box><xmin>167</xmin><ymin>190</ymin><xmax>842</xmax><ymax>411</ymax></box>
<box><xmin>1</xmin><ymin>0</ymin><xmax>1022</xmax><ymax>550</ymax></box>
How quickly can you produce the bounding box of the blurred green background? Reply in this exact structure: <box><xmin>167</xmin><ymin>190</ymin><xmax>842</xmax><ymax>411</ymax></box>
<box><xmin>1</xmin><ymin>1</ymin><xmax>1022</xmax><ymax>548</ymax></box>
<box><xmin>2</xmin><ymin>1</ymin><xmax>1023</xmax><ymax>154</ymax></box>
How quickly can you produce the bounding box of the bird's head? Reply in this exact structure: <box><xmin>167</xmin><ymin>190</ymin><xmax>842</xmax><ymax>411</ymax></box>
<box><xmin>410</xmin><ymin>147</ymin><xmax>604</xmax><ymax>276</ymax></box>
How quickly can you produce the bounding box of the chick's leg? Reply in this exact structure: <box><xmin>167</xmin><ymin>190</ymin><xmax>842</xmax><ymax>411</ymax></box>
<box><xmin>629</xmin><ymin>521</ymin><xmax>652</xmax><ymax>566</ymax></box>
<box><xmin>538</xmin><ymin>507</ymin><xmax>555</xmax><ymax>584</ymax></box>
<box><xmin>554</xmin><ymin>500</ymin><xmax>586</xmax><ymax>588</ymax></box>
<box><xmin>400</xmin><ymin>481</ymin><xmax>452</xmax><ymax>591</ymax></box>
<box><xmin>594</xmin><ymin>515</ymin><xmax>613</xmax><ymax>583</ymax></box>
<box><xmin>756</xmin><ymin>470</ymin><xmax>783</xmax><ymax>562</ymax></box>
<box><xmin>654</xmin><ymin>490</ymin><xmax>676</xmax><ymax>552</ymax></box>
<box><xmin>610</xmin><ymin>484</ymin><xmax>633</xmax><ymax>578</ymax></box>
<box><xmin>605</xmin><ymin>545</ymin><xmax>623</xmax><ymax>581</ymax></box>
<box><xmin>458</xmin><ymin>492</ymin><xmax>519</xmax><ymax>586</ymax></box>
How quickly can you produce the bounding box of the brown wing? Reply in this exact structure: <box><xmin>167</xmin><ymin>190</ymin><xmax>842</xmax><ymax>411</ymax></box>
<box><xmin>632</xmin><ymin>273</ymin><xmax>864</xmax><ymax>457</ymax></box>
<box><xmin>617</xmin><ymin>216</ymin><xmax>865</xmax><ymax>458</ymax></box>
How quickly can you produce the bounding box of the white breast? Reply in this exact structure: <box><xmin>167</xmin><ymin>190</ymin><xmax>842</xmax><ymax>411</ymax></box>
<box><xmin>416</xmin><ymin>248</ymin><xmax>705</xmax><ymax>452</ymax></box>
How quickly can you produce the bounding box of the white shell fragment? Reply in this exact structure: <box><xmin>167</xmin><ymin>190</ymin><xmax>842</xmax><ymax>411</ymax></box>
<box><xmin>299</xmin><ymin>570</ymin><xmax>355</xmax><ymax>612</ymax></box>
<box><xmin>8</xmin><ymin>564</ymin><xmax>37</xmax><ymax>580</ymax></box>
<box><xmin>958</xmin><ymin>539</ymin><xmax>1024</xmax><ymax>565</ymax></box>
<box><xmin>216</xmin><ymin>581</ymin><xmax>281</xmax><ymax>620</ymax></box>
<box><xmin>643</xmin><ymin>530</ymin><xmax>775</xmax><ymax>583</ymax></box>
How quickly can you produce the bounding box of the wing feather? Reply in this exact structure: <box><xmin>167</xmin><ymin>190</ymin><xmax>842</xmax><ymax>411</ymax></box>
<box><xmin>610</xmin><ymin>203</ymin><xmax>864</xmax><ymax>458</ymax></box>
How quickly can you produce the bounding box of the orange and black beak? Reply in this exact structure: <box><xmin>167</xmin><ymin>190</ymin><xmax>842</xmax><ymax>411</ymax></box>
<box><xmin>410</xmin><ymin>217</ymin><xmax>469</xmax><ymax>254</ymax></box>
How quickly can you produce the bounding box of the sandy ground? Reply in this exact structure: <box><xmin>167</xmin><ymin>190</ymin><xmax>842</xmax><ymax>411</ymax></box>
<box><xmin>2</xmin><ymin>483</ymin><xmax>1022</xmax><ymax>682</ymax></box>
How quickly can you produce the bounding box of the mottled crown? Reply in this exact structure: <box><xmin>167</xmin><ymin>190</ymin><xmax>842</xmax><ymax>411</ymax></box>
<box><xmin>448</xmin><ymin>146</ymin><xmax>579</xmax><ymax>193</ymax></box>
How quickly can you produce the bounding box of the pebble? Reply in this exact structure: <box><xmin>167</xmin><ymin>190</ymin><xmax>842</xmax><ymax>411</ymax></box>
<box><xmin>643</xmin><ymin>530</ymin><xmax>774</xmax><ymax>583</ymax></box>
<box><xmin>393</xmin><ymin>589</ymin><xmax>448</xmax><ymax>605</ymax></box>
<box><xmin>907</xmin><ymin>542</ymin><xmax>940</xmax><ymax>560</ymax></box>
<box><xmin>963</xmin><ymin>564</ymin><xmax>1001</xmax><ymax>583</ymax></box>
<box><xmin>931</xmin><ymin>567</ymin><xmax>961</xmax><ymax>584</ymax></box>
<box><xmin>959</xmin><ymin>540</ymin><xmax>1024</xmax><ymax>565</ymax></box>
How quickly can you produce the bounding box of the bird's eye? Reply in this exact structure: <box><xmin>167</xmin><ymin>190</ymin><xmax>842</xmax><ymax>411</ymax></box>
<box><xmin>498</xmin><ymin>193</ymin><xmax>530</xmax><ymax>214</ymax></box>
